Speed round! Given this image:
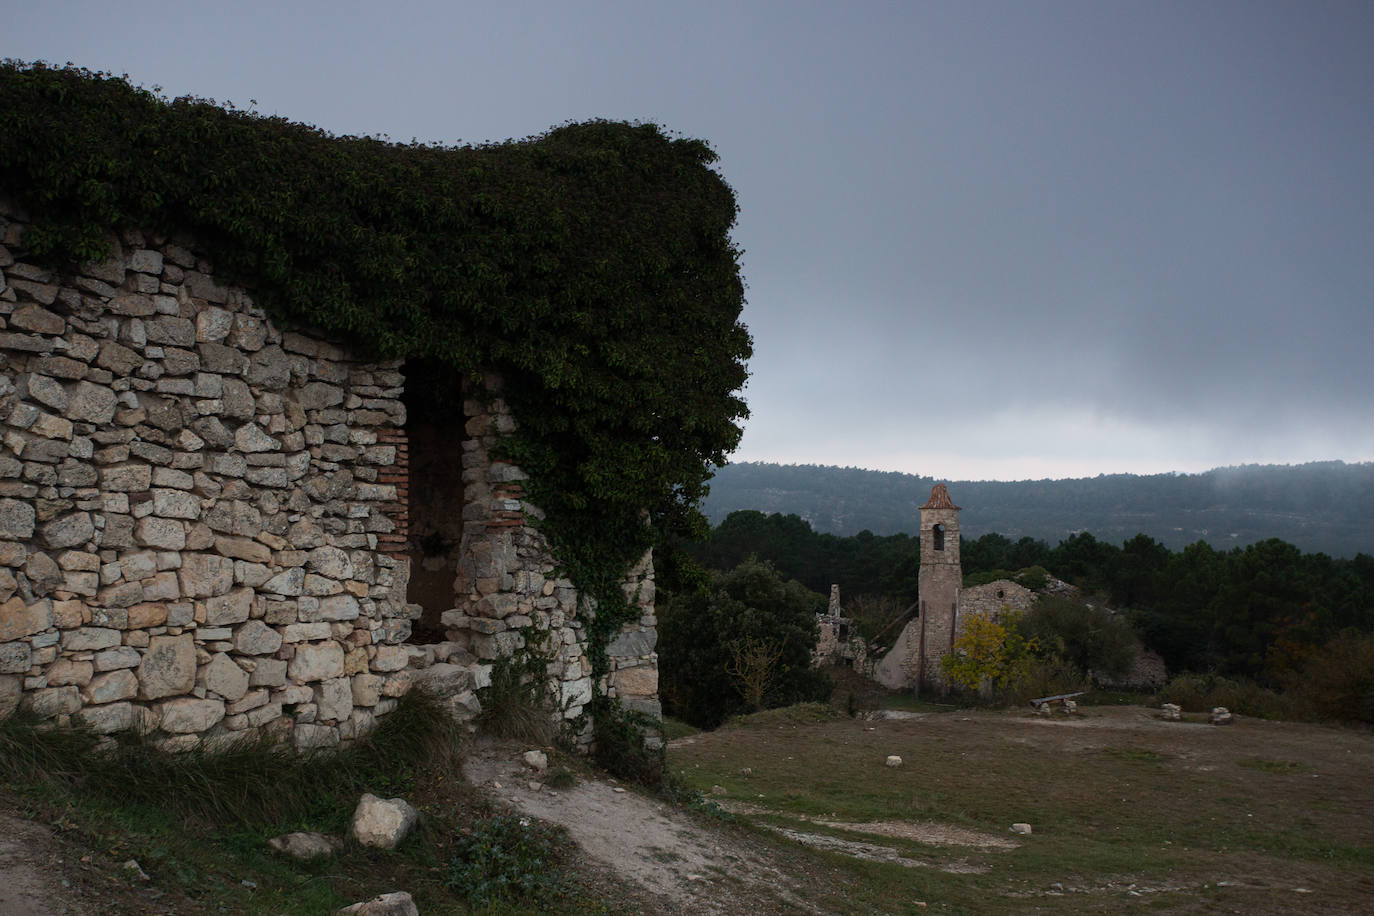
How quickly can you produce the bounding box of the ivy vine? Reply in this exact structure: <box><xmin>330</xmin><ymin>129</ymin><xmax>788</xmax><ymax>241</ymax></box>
<box><xmin>0</xmin><ymin>61</ymin><xmax>750</xmax><ymax>679</ymax></box>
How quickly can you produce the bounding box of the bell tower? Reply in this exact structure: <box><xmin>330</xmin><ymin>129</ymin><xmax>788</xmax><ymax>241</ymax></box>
<box><xmin>917</xmin><ymin>483</ymin><xmax>961</xmax><ymax>690</ymax></box>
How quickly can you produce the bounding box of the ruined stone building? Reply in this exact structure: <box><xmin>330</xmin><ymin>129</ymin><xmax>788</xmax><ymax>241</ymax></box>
<box><xmin>813</xmin><ymin>584</ymin><xmax>868</xmax><ymax>671</ymax></box>
<box><xmin>0</xmin><ymin>198</ymin><xmax>658</xmax><ymax>749</ymax></box>
<box><xmin>873</xmin><ymin>484</ymin><xmax>1032</xmax><ymax>692</ymax></box>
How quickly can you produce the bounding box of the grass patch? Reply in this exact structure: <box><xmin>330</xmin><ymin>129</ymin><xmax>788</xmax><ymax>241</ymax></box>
<box><xmin>0</xmin><ymin>691</ymin><xmax>632</xmax><ymax>914</ymax></box>
<box><xmin>668</xmin><ymin>702</ymin><xmax>1374</xmax><ymax>913</ymax></box>
<box><xmin>661</xmin><ymin>716</ymin><xmax>700</xmax><ymax>741</ymax></box>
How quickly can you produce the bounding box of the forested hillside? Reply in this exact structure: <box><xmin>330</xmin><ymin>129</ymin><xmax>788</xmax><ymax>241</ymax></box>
<box><xmin>701</xmin><ymin>461</ymin><xmax>1374</xmax><ymax>557</ymax></box>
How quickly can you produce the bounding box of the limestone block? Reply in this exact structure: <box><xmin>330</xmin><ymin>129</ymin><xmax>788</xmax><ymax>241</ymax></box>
<box><xmin>101</xmin><ymin>464</ymin><xmax>153</xmax><ymax>492</ymax></box>
<box><xmin>413</xmin><ymin>662</ymin><xmax>473</xmax><ymax>698</ymax></box>
<box><xmin>0</xmin><ymin>640</ymin><xmax>31</xmax><ymax>674</ymax></box>
<box><xmin>351</xmin><ymin>672</ymin><xmax>383</xmax><ymax>706</ymax></box>
<box><xmin>248</xmin><ymin>657</ymin><xmax>287</xmax><ymax>687</ymax></box>
<box><xmin>203</xmin><ymin>587</ymin><xmax>253</xmax><ymax>625</ymax></box>
<box><xmin>94</xmin><ymin>646</ymin><xmax>142</xmax><ymax>671</ymax></box>
<box><xmin>234</xmin><ymin>619</ymin><xmax>282</xmax><ymax>655</ymax></box>
<box><xmin>286</xmin><ymin>722</ymin><xmax>335</xmax><ymax>749</ymax></box>
<box><xmin>41</xmin><ymin>512</ymin><xmax>93</xmax><ymax>549</ymax></box>
<box><xmin>203</xmin><ymin>652</ymin><xmax>249</xmax><ymax>701</ymax></box>
<box><xmin>0</xmin><ymin>674</ymin><xmax>21</xmax><ymax>717</ymax></box>
<box><xmin>380</xmin><ymin>670</ymin><xmax>412</xmax><ymax>697</ymax></box>
<box><xmin>24</xmin><ymin>551</ymin><xmax>62</xmax><ymax>596</ymax></box>
<box><xmin>613</xmin><ymin>665</ymin><xmax>658</xmax><ymax>697</ymax></box>
<box><xmin>151</xmin><ymin>488</ymin><xmax>199</xmax><ymax>519</ymax></box>
<box><xmin>23</xmin><ymin>685</ymin><xmax>80</xmax><ymax>718</ymax></box>
<box><xmin>283</xmin><ymin>622</ymin><xmax>331</xmax><ymax>642</ymax></box>
<box><xmin>316</xmin><ymin>594</ymin><xmax>359</xmax><ymax>621</ymax></box>
<box><xmin>0</xmin><ymin>500</ymin><xmax>36</xmax><ymax>539</ymax></box>
<box><xmin>349</xmin><ymin>794</ymin><xmax>418</xmax><ymax>850</ymax></box>
<box><xmin>74</xmin><ymin>701</ymin><xmax>134</xmax><ymax>734</ymax></box>
<box><xmin>26</xmin><ymin>374</ymin><xmax>68</xmax><ymax>412</ymax></box>
<box><xmin>262</xmin><ymin>567</ymin><xmax>304</xmax><ymax>596</ymax></box>
<box><xmin>371</xmin><ymin>644</ymin><xmax>408</xmax><ymax>672</ymax></box>
<box><xmin>315</xmin><ymin>676</ymin><xmax>353</xmax><ymax>722</ymax></box>
<box><xmin>158</xmin><ymin>697</ymin><xmax>225</xmax><ymax>733</ymax></box>
<box><xmin>141</xmin><ymin>572</ymin><xmax>180</xmax><ymax>601</ymax></box>
<box><xmin>61</xmin><ymin>626</ymin><xmax>120</xmax><ymax>651</ymax></box>
<box><xmin>289</xmin><ymin>641</ymin><xmax>344</xmax><ymax>682</ymax></box>
<box><xmin>606</xmin><ymin>628</ymin><xmax>656</xmax><ymax>658</ymax></box>
<box><xmin>46</xmin><ymin>658</ymin><xmax>93</xmax><ymax>687</ymax></box>
<box><xmin>179</xmin><ymin>553</ymin><xmax>234</xmax><ymax>597</ymax></box>
<box><xmin>344</xmin><ymin>646</ymin><xmax>369</xmax><ymax>675</ymax></box>
<box><xmin>561</xmin><ymin>676</ymin><xmax>592</xmax><ymax>710</ymax></box>
<box><xmin>83</xmin><ymin>669</ymin><xmax>138</xmax><ymax>704</ymax></box>
<box><xmin>226</xmin><ymin>688</ymin><xmax>267</xmax><ymax>715</ymax></box>
<box><xmin>138</xmin><ymin>633</ymin><xmax>195</xmax><ymax>698</ymax></box>
<box><xmin>214</xmin><ymin>535</ymin><xmax>271</xmax><ymax>563</ymax></box>
<box><xmin>66</xmin><ymin>381</ymin><xmax>117</xmax><ymax>425</ymax></box>
<box><xmin>0</xmin><ymin>596</ymin><xmax>51</xmax><ymax>641</ymax></box>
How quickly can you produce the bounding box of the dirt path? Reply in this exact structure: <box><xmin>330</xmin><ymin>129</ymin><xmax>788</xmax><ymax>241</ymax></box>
<box><xmin>463</xmin><ymin>739</ymin><xmax>824</xmax><ymax>915</ymax></box>
<box><xmin>0</xmin><ymin>811</ymin><xmax>81</xmax><ymax>916</ymax></box>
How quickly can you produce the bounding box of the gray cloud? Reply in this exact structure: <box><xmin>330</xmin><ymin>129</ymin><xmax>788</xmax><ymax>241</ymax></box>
<box><xmin>7</xmin><ymin>0</ymin><xmax>1372</xmax><ymax>479</ymax></box>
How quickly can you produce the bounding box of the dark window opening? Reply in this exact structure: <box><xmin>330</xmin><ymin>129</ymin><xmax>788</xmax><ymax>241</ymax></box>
<box><xmin>933</xmin><ymin>523</ymin><xmax>945</xmax><ymax>551</ymax></box>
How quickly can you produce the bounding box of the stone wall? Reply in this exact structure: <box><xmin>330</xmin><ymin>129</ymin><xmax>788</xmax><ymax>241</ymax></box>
<box><xmin>0</xmin><ymin>197</ymin><xmax>660</xmax><ymax>748</ymax></box>
<box><xmin>958</xmin><ymin>580</ymin><xmax>1035</xmax><ymax>627</ymax></box>
<box><xmin>441</xmin><ymin>381</ymin><xmax>659</xmax><ymax>743</ymax></box>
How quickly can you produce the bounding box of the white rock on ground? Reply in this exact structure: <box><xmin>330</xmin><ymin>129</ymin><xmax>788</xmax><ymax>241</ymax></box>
<box><xmin>885</xmin><ymin>755</ymin><xmax>903</xmax><ymax>767</ymax></box>
<box><xmin>334</xmin><ymin>890</ymin><xmax>420</xmax><ymax>916</ymax></box>
<box><xmin>1010</xmin><ymin>823</ymin><xmax>1033</xmax><ymax>835</ymax></box>
<box><xmin>522</xmin><ymin>749</ymin><xmax>548</xmax><ymax>771</ymax></box>
<box><xmin>268</xmin><ymin>832</ymin><xmax>343</xmax><ymax>860</ymax></box>
<box><xmin>349</xmin><ymin>794</ymin><xmax>418</xmax><ymax>850</ymax></box>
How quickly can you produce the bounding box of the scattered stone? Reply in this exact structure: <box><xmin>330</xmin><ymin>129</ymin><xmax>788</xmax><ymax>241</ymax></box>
<box><xmin>886</xmin><ymin>755</ymin><xmax>903</xmax><ymax>768</ymax></box>
<box><xmin>334</xmin><ymin>891</ymin><xmax>420</xmax><ymax>916</ymax></box>
<box><xmin>1210</xmin><ymin>707</ymin><xmax>1234</xmax><ymax>726</ymax></box>
<box><xmin>350</xmin><ymin>794</ymin><xmax>419</xmax><ymax>850</ymax></box>
<box><xmin>522</xmin><ymin>749</ymin><xmax>548</xmax><ymax>771</ymax></box>
<box><xmin>269</xmin><ymin>832</ymin><xmax>343</xmax><ymax>861</ymax></box>
<box><xmin>1010</xmin><ymin>823</ymin><xmax>1033</xmax><ymax>835</ymax></box>
<box><xmin>710</xmin><ymin>785</ymin><xmax>726</xmax><ymax>795</ymax></box>
<box><xmin>120</xmin><ymin>859</ymin><xmax>150</xmax><ymax>881</ymax></box>
<box><xmin>1160</xmin><ymin>703</ymin><xmax>1182</xmax><ymax>721</ymax></box>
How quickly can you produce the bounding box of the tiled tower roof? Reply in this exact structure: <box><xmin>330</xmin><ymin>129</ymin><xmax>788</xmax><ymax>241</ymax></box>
<box><xmin>920</xmin><ymin>483</ymin><xmax>960</xmax><ymax>510</ymax></box>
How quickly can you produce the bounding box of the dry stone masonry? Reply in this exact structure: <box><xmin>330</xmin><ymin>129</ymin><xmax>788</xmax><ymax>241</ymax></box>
<box><xmin>0</xmin><ymin>196</ymin><xmax>659</xmax><ymax>748</ymax></box>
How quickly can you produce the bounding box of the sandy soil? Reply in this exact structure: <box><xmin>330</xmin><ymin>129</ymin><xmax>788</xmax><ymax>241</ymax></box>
<box><xmin>463</xmin><ymin>738</ymin><xmax>828</xmax><ymax>915</ymax></box>
<box><xmin>0</xmin><ymin>811</ymin><xmax>81</xmax><ymax>916</ymax></box>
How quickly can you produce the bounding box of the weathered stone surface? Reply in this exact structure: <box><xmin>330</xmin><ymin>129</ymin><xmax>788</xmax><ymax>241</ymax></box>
<box><xmin>94</xmin><ymin>646</ymin><xmax>142</xmax><ymax>671</ymax></box>
<box><xmin>41</xmin><ymin>512</ymin><xmax>94</xmax><ymax>549</ymax></box>
<box><xmin>607</xmin><ymin>628</ymin><xmax>656</xmax><ymax>658</ymax></box>
<box><xmin>268</xmin><ymin>832</ymin><xmax>342</xmax><ymax>861</ymax></box>
<box><xmin>613</xmin><ymin>664</ymin><xmax>658</xmax><ymax>697</ymax></box>
<box><xmin>262</xmin><ymin>567</ymin><xmax>304</xmax><ymax>596</ymax></box>
<box><xmin>135</xmin><ymin>517</ymin><xmax>186</xmax><ymax>550</ymax></box>
<box><xmin>0</xmin><ymin>596</ymin><xmax>51</xmax><ymax>641</ymax></box>
<box><xmin>0</xmin><ymin>500</ymin><xmax>36</xmax><ymax>539</ymax></box>
<box><xmin>203</xmin><ymin>652</ymin><xmax>249</xmax><ymax>701</ymax></box>
<box><xmin>137</xmin><ymin>633</ymin><xmax>195</xmax><ymax>699</ymax></box>
<box><xmin>47</xmin><ymin>658</ymin><xmax>94</xmax><ymax>687</ymax></box>
<box><xmin>152</xmin><ymin>488</ymin><xmax>200</xmax><ymax>519</ymax></box>
<box><xmin>203</xmin><ymin>587</ymin><xmax>253</xmax><ymax>625</ymax></box>
<box><xmin>233</xmin><ymin>619</ymin><xmax>283</xmax><ymax>655</ymax></box>
<box><xmin>60</xmin><ymin>626</ymin><xmax>119</xmax><ymax>651</ymax></box>
<box><xmin>159</xmin><ymin>697</ymin><xmax>226</xmax><ymax>733</ymax></box>
<box><xmin>83</xmin><ymin>669</ymin><xmax>138</xmax><ymax>704</ymax></box>
<box><xmin>179</xmin><ymin>553</ymin><xmax>234</xmax><ymax>597</ymax></box>
<box><xmin>349</xmin><ymin>794</ymin><xmax>418</xmax><ymax>850</ymax></box>
<box><xmin>75</xmin><ymin>701</ymin><xmax>136</xmax><ymax>734</ymax></box>
<box><xmin>24</xmin><ymin>685</ymin><xmax>81</xmax><ymax>717</ymax></box>
<box><xmin>315</xmin><ymin>676</ymin><xmax>353</xmax><ymax>721</ymax></box>
<box><xmin>307</xmin><ymin>546</ymin><xmax>353</xmax><ymax>579</ymax></box>
<box><xmin>335</xmin><ymin>891</ymin><xmax>420</xmax><ymax>916</ymax></box>
<box><xmin>66</xmin><ymin>381</ymin><xmax>117</xmax><ymax>425</ymax></box>
<box><xmin>289</xmin><ymin>641</ymin><xmax>344</xmax><ymax>682</ymax></box>
<box><xmin>214</xmin><ymin>535</ymin><xmax>271</xmax><ymax>563</ymax></box>
<box><xmin>0</xmin><ymin>641</ymin><xmax>31</xmax><ymax>674</ymax></box>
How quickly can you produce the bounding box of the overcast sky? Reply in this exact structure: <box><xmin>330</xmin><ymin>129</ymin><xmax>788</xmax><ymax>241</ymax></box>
<box><xmin>8</xmin><ymin>1</ymin><xmax>1373</xmax><ymax>481</ymax></box>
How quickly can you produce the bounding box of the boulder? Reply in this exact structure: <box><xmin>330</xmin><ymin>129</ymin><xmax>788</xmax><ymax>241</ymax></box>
<box><xmin>350</xmin><ymin>794</ymin><xmax>418</xmax><ymax>850</ymax></box>
<box><xmin>335</xmin><ymin>891</ymin><xmax>419</xmax><ymax>916</ymax></box>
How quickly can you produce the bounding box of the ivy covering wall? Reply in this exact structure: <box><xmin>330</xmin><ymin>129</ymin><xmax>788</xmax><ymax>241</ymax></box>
<box><xmin>0</xmin><ymin>61</ymin><xmax>751</xmax><ymax>613</ymax></box>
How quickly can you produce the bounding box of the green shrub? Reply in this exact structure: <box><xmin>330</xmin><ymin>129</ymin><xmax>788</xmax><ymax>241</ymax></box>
<box><xmin>591</xmin><ymin>698</ymin><xmax>664</xmax><ymax>787</ymax></box>
<box><xmin>447</xmin><ymin>813</ymin><xmax>567</xmax><ymax>907</ymax></box>
<box><xmin>1288</xmin><ymin>631</ymin><xmax>1374</xmax><ymax>724</ymax></box>
<box><xmin>1016</xmin><ymin>595</ymin><xmax>1138</xmax><ymax>681</ymax></box>
<box><xmin>1157</xmin><ymin>673</ymin><xmax>1294</xmax><ymax>720</ymax></box>
<box><xmin>477</xmin><ymin>640</ymin><xmax>557</xmax><ymax>745</ymax></box>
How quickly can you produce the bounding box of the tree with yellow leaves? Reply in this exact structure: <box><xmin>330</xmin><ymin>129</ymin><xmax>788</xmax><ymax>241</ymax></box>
<box><xmin>942</xmin><ymin>607</ymin><xmax>1039</xmax><ymax>696</ymax></box>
